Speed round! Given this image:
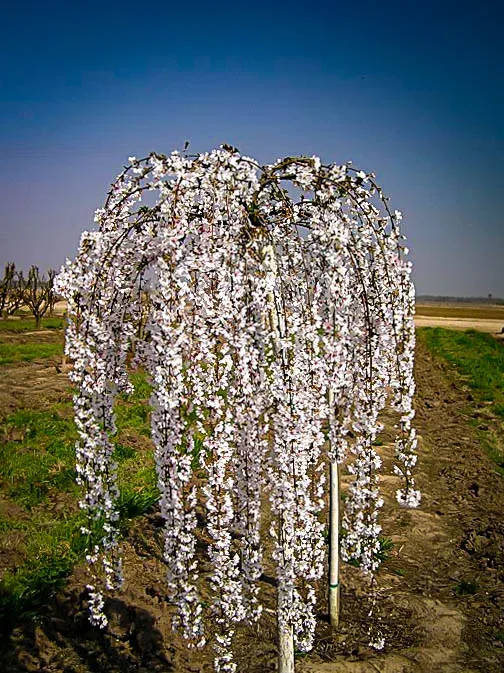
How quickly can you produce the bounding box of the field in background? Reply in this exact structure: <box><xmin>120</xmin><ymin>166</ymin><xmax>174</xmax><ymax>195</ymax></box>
<box><xmin>417</xmin><ymin>327</ymin><xmax>504</xmax><ymax>473</ymax></box>
<box><xmin>416</xmin><ymin>303</ymin><xmax>504</xmax><ymax>320</ymax></box>
<box><xmin>416</xmin><ymin>303</ymin><xmax>504</xmax><ymax>335</ymax></box>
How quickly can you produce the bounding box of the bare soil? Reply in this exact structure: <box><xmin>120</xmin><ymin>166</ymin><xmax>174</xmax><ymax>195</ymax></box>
<box><xmin>1</xmin><ymin>331</ymin><xmax>503</xmax><ymax>673</ymax></box>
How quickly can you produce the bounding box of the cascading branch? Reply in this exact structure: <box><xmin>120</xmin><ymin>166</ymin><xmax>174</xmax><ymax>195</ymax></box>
<box><xmin>55</xmin><ymin>146</ymin><xmax>419</xmax><ymax>672</ymax></box>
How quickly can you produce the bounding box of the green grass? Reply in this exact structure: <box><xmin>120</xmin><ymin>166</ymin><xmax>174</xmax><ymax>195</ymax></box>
<box><xmin>0</xmin><ymin>370</ymin><xmax>159</xmax><ymax>635</ymax></box>
<box><xmin>418</xmin><ymin>328</ymin><xmax>504</xmax><ymax>411</ymax></box>
<box><xmin>418</xmin><ymin>327</ymin><xmax>504</xmax><ymax>471</ymax></box>
<box><xmin>454</xmin><ymin>579</ymin><xmax>479</xmax><ymax>596</ymax></box>
<box><xmin>115</xmin><ymin>396</ymin><xmax>151</xmax><ymax>436</ymax></box>
<box><xmin>1</xmin><ymin>379</ymin><xmax>156</xmax><ymax>510</ymax></box>
<box><xmin>0</xmin><ymin>513</ymin><xmax>88</xmax><ymax>631</ymax></box>
<box><xmin>0</xmin><ymin>514</ymin><xmax>28</xmax><ymax>534</ymax></box>
<box><xmin>341</xmin><ymin>534</ymin><xmax>394</xmax><ymax>568</ymax></box>
<box><xmin>0</xmin><ymin>481</ymin><xmax>158</xmax><ymax>636</ymax></box>
<box><xmin>0</xmin><ymin>341</ymin><xmax>63</xmax><ymax>365</ymax></box>
<box><xmin>118</xmin><ymin>485</ymin><xmax>159</xmax><ymax>520</ymax></box>
<box><xmin>0</xmin><ymin>317</ymin><xmax>64</xmax><ymax>332</ymax></box>
<box><xmin>127</xmin><ymin>371</ymin><xmax>153</xmax><ymax>401</ymax></box>
<box><xmin>377</xmin><ymin>535</ymin><xmax>395</xmax><ymax>563</ymax></box>
<box><xmin>115</xmin><ymin>371</ymin><xmax>153</xmax><ymax>436</ymax></box>
<box><xmin>0</xmin><ymin>368</ymin><xmax>207</xmax><ymax>636</ymax></box>
<box><xmin>0</xmin><ymin>407</ymin><xmax>78</xmax><ymax>508</ymax></box>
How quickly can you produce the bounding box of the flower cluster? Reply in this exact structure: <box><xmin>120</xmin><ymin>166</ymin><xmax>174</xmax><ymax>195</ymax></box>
<box><xmin>56</xmin><ymin>147</ymin><xmax>418</xmax><ymax>671</ymax></box>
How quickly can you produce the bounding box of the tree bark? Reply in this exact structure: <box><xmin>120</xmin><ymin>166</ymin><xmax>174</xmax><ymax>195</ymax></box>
<box><xmin>278</xmin><ymin>588</ymin><xmax>295</xmax><ymax>673</ymax></box>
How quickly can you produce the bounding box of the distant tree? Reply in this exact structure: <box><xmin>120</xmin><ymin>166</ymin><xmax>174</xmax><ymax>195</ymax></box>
<box><xmin>0</xmin><ymin>263</ymin><xmax>26</xmax><ymax>317</ymax></box>
<box><xmin>0</xmin><ymin>263</ymin><xmax>15</xmax><ymax>317</ymax></box>
<box><xmin>23</xmin><ymin>266</ymin><xmax>56</xmax><ymax>328</ymax></box>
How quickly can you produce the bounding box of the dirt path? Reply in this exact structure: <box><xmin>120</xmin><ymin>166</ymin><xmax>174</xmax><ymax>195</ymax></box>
<box><xmin>415</xmin><ymin>315</ymin><xmax>504</xmax><ymax>335</ymax></box>
<box><xmin>1</xmin><ymin>341</ymin><xmax>503</xmax><ymax>672</ymax></box>
<box><xmin>414</xmin><ymin>301</ymin><xmax>504</xmax><ymax>335</ymax></box>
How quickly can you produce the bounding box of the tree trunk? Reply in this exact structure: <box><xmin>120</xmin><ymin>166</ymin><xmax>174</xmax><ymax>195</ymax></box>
<box><xmin>278</xmin><ymin>588</ymin><xmax>295</xmax><ymax>673</ymax></box>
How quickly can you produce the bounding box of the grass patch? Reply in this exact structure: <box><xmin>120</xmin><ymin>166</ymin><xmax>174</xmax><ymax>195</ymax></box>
<box><xmin>127</xmin><ymin>371</ymin><xmax>153</xmax><ymax>401</ymax></box>
<box><xmin>418</xmin><ymin>327</ymin><xmax>504</xmax><ymax>471</ymax></box>
<box><xmin>0</xmin><ymin>407</ymin><xmax>78</xmax><ymax>508</ymax></box>
<box><xmin>1</xmin><ymin>376</ymin><xmax>155</xmax><ymax>510</ymax></box>
<box><xmin>0</xmin><ymin>368</ymin><xmax>159</xmax><ymax>635</ymax></box>
<box><xmin>115</xmin><ymin>373</ymin><xmax>157</xmax><ymax>520</ymax></box>
<box><xmin>0</xmin><ymin>512</ymin><xmax>88</xmax><ymax>634</ymax></box>
<box><xmin>115</xmin><ymin>371</ymin><xmax>153</xmax><ymax>437</ymax></box>
<box><xmin>118</xmin><ymin>486</ymin><xmax>159</xmax><ymax>520</ymax></box>
<box><xmin>418</xmin><ymin>328</ymin><xmax>504</xmax><ymax>410</ymax></box>
<box><xmin>0</xmin><ymin>317</ymin><xmax>64</xmax><ymax>332</ymax></box>
<box><xmin>115</xmin><ymin>399</ymin><xmax>151</xmax><ymax>436</ymax></box>
<box><xmin>0</xmin><ymin>341</ymin><xmax>63</xmax><ymax>365</ymax></box>
<box><xmin>0</xmin><ymin>515</ymin><xmax>28</xmax><ymax>534</ymax></box>
<box><xmin>342</xmin><ymin>534</ymin><xmax>394</xmax><ymax>567</ymax></box>
<box><xmin>1</xmin><ymin>371</ymin><xmax>155</xmax><ymax>509</ymax></box>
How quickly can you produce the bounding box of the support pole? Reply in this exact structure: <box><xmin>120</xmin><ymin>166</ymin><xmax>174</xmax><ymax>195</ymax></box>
<box><xmin>329</xmin><ymin>459</ymin><xmax>341</xmax><ymax>627</ymax></box>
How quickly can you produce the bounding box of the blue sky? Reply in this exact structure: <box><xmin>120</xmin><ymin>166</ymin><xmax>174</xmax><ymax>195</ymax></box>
<box><xmin>1</xmin><ymin>0</ymin><xmax>503</xmax><ymax>296</ymax></box>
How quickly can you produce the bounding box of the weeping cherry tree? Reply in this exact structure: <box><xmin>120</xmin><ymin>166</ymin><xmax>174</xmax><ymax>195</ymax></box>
<box><xmin>55</xmin><ymin>146</ymin><xmax>419</xmax><ymax>673</ymax></box>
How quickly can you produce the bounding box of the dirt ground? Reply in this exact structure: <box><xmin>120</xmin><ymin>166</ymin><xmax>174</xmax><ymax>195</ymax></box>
<box><xmin>415</xmin><ymin>303</ymin><xmax>504</xmax><ymax>336</ymax></box>
<box><xmin>0</xmin><ymin>329</ymin><xmax>503</xmax><ymax>673</ymax></box>
<box><xmin>414</xmin><ymin>315</ymin><xmax>504</xmax><ymax>335</ymax></box>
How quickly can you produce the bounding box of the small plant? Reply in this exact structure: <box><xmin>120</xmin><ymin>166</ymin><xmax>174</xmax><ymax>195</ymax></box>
<box><xmin>118</xmin><ymin>487</ymin><xmax>159</xmax><ymax>519</ymax></box>
<box><xmin>377</xmin><ymin>536</ymin><xmax>395</xmax><ymax>563</ymax></box>
<box><xmin>454</xmin><ymin>579</ymin><xmax>479</xmax><ymax>596</ymax></box>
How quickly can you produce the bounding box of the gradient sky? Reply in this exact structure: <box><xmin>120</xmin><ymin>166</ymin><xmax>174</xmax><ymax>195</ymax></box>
<box><xmin>1</xmin><ymin>0</ymin><xmax>503</xmax><ymax>296</ymax></box>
